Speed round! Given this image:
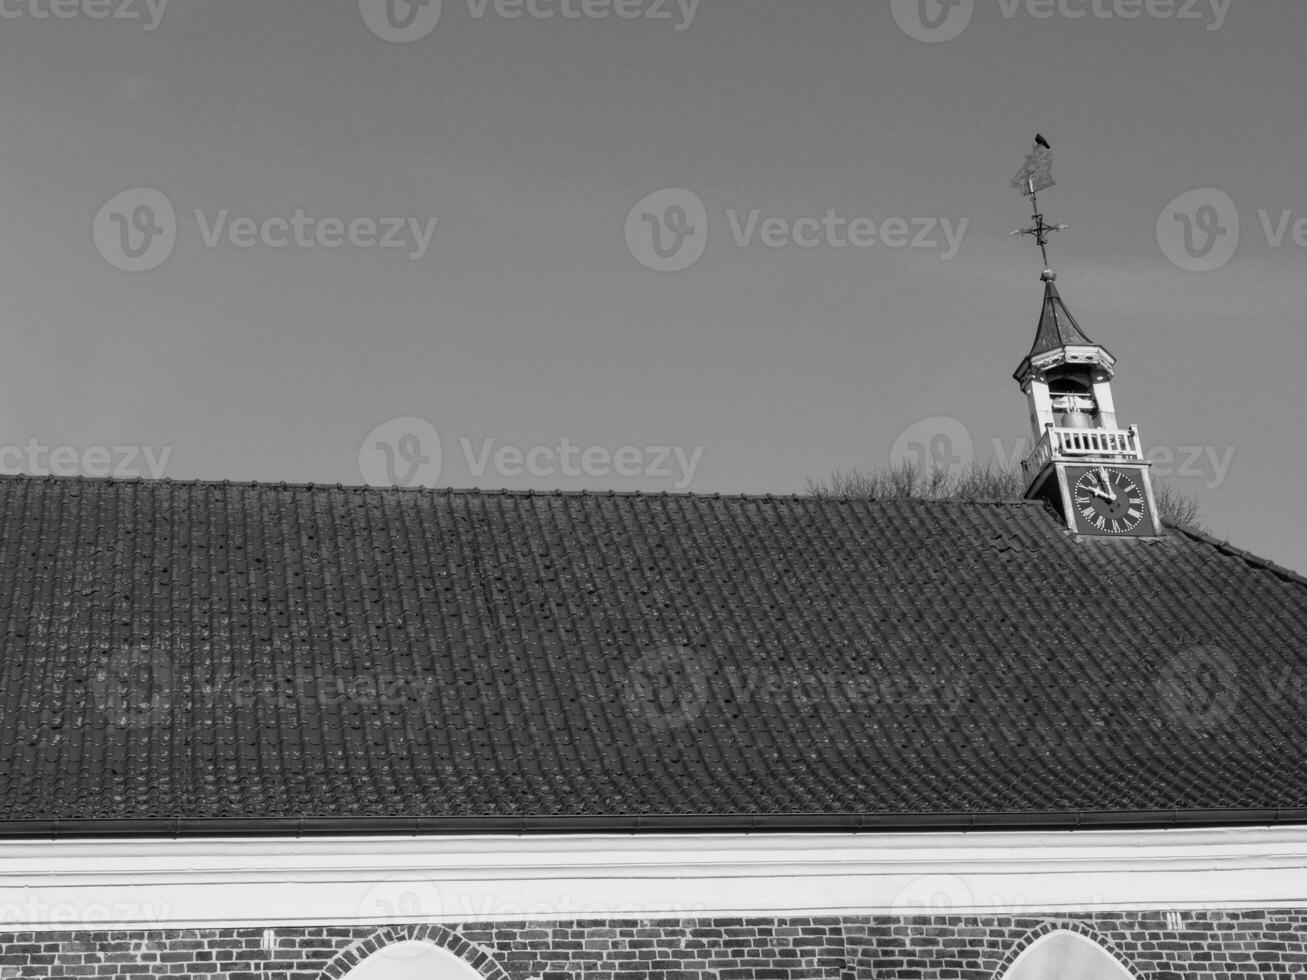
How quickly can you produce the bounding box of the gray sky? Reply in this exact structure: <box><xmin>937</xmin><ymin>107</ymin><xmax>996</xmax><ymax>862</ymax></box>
<box><xmin>2</xmin><ymin>0</ymin><xmax>1304</xmax><ymax>573</ymax></box>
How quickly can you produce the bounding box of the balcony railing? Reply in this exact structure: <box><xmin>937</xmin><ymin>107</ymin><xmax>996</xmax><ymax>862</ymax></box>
<box><xmin>1022</xmin><ymin>424</ymin><xmax>1143</xmax><ymax>481</ymax></box>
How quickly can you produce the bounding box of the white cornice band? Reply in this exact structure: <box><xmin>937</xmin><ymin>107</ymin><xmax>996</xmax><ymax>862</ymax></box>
<box><xmin>0</xmin><ymin>827</ymin><xmax>1305</xmax><ymax>930</ymax></box>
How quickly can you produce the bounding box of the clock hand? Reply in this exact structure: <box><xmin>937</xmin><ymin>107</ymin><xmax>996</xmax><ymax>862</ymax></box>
<box><xmin>1078</xmin><ymin>478</ymin><xmax>1113</xmax><ymax>502</ymax></box>
<box><xmin>1097</xmin><ymin>467</ymin><xmax>1117</xmax><ymax>502</ymax></box>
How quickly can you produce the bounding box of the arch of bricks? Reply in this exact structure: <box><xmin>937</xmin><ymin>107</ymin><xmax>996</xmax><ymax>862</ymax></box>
<box><xmin>989</xmin><ymin>921</ymin><xmax>1145</xmax><ymax>980</ymax></box>
<box><xmin>317</xmin><ymin>924</ymin><xmax>513</xmax><ymax>980</ymax></box>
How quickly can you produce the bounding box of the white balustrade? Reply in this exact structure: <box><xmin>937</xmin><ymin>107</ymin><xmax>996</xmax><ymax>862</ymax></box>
<box><xmin>1022</xmin><ymin>425</ymin><xmax>1143</xmax><ymax>480</ymax></box>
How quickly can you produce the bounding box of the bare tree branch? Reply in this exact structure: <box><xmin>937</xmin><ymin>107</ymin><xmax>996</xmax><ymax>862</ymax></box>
<box><xmin>807</xmin><ymin>462</ymin><xmax>1205</xmax><ymax>530</ymax></box>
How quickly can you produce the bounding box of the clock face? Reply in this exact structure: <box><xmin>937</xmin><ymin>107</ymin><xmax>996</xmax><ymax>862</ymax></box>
<box><xmin>1071</xmin><ymin>467</ymin><xmax>1151</xmax><ymax>535</ymax></box>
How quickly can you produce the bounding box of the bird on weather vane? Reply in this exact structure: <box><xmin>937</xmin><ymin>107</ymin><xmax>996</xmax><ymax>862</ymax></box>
<box><xmin>1011</xmin><ymin>133</ymin><xmax>1067</xmax><ymax>271</ymax></box>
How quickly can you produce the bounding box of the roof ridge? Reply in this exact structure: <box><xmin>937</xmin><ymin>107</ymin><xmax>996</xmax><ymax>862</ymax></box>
<box><xmin>0</xmin><ymin>472</ymin><xmax>1048</xmax><ymax>508</ymax></box>
<box><xmin>1163</xmin><ymin>517</ymin><xmax>1307</xmax><ymax>589</ymax></box>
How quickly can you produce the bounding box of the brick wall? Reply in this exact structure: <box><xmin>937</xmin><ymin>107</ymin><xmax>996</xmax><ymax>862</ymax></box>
<box><xmin>0</xmin><ymin>912</ymin><xmax>1304</xmax><ymax>980</ymax></box>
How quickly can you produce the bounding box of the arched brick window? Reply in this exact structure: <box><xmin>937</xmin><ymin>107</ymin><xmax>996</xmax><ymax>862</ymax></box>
<box><xmin>319</xmin><ymin>926</ymin><xmax>511</xmax><ymax>980</ymax></box>
<box><xmin>342</xmin><ymin>942</ymin><xmax>483</xmax><ymax>980</ymax></box>
<box><xmin>998</xmin><ymin>926</ymin><xmax>1140</xmax><ymax>980</ymax></box>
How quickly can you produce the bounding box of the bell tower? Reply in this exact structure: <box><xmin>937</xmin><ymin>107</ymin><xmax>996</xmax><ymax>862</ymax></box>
<box><xmin>1010</xmin><ymin>137</ymin><xmax>1161</xmax><ymax>538</ymax></box>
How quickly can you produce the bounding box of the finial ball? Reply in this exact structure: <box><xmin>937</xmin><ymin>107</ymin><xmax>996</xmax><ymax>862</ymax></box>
<box><xmin>1040</xmin><ymin>268</ymin><xmax>1057</xmax><ymax>282</ymax></box>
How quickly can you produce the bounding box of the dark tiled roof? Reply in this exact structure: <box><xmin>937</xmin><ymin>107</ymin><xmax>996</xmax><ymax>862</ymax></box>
<box><xmin>2</xmin><ymin>475</ymin><xmax>1307</xmax><ymax>832</ymax></box>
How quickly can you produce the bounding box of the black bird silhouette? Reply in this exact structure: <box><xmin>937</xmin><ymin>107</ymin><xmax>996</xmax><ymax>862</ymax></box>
<box><xmin>1035</xmin><ymin>133</ymin><xmax>1051</xmax><ymax>149</ymax></box>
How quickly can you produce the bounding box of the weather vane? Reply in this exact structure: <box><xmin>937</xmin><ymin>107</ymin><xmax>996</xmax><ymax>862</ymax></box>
<box><xmin>1010</xmin><ymin>133</ymin><xmax>1067</xmax><ymax>272</ymax></box>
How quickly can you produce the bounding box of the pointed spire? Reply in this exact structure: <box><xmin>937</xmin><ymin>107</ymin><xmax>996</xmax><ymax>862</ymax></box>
<box><xmin>1028</xmin><ymin>269</ymin><xmax>1094</xmax><ymax>357</ymax></box>
<box><xmin>1013</xmin><ymin>270</ymin><xmax>1114</xmax><ymax>384</ymax></box>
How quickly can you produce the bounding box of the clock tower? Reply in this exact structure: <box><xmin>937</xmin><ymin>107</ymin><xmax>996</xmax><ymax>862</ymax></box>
<box><xmin>1010</xmin><ymin>137</ymin><xmax>1161</xmax><ymax>538</ymax></box>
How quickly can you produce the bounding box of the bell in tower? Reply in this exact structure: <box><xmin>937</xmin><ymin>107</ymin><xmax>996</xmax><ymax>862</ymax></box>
<box><xmin>1010</xmin><ymin>138</ymin><xmax>1161</xmax><ymax>538</ymax></box>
